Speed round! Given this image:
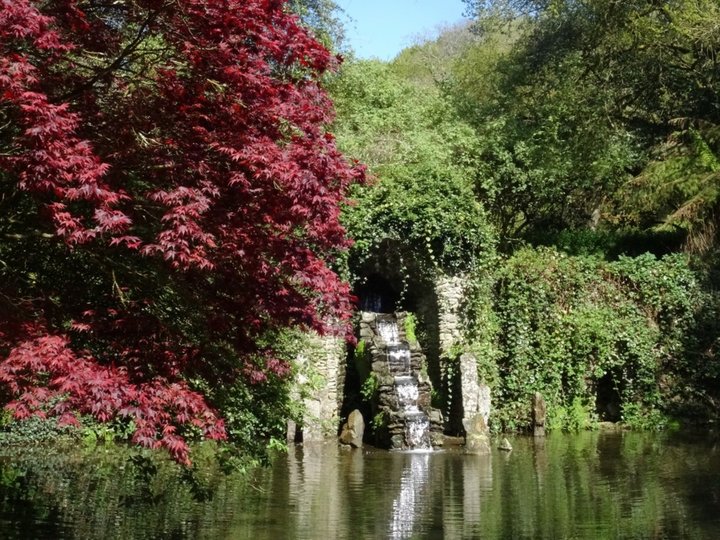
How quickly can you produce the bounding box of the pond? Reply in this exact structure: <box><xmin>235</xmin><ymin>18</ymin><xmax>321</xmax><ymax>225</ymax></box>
<box><xmin>1</xmin><ymin>431</ymin><xmax>719</xmax><ymax>539</ymax></box>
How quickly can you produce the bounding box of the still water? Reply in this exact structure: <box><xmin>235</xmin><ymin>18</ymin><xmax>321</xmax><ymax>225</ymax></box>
<box><xmin>1</xmin><ymin>431</ymin><xmax>719</xmax><ymax>539</ymax></box>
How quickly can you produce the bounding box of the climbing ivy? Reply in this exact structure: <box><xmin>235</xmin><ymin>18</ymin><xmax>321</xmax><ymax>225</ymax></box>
<box><xmin>480</xmin><ymin>247</ymin><xmax>701</xmax><ymax>432</ymax></box>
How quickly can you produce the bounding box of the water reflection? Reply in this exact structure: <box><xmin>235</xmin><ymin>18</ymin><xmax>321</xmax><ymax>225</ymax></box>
<box><xmin>1</xmin><ymin>432</ymin><xmax>720</xmax><ymax>539</ymax></box>
<box><xmin>389</xmin><ymin>453</ymin><xmax>429</xmax><ymax>539</ymax></box>
<box><xmin>287</xmin><ymin>443</ymin><xmax>343</xmax><ymax>539</ymax></box>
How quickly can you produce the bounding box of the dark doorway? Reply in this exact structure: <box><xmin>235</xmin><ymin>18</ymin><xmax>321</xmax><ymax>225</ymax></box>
<box><xmin>356</xmin><ymin>274</ymin><xmax>399</xmax><ymax>313</ymax></box>
<box><xmin>596</xmin><ymin>372</ymin><xmax>622</xmax><ymax>422</ymax></box>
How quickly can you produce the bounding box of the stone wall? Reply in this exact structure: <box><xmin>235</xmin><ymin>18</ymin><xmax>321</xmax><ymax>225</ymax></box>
<box><xmin>289</xmin><ymin>332</ymin><xmax>346</xmax><ymax>443</ymax></box>
<box><xmin>435</xmin><ymin>273</ymin><xmax>466</xmax><ymax>356</ymax></box>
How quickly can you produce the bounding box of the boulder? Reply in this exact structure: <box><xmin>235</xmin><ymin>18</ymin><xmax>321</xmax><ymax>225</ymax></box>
<box><xmin>339</xmin><ymin>410</ymin><xmax>365</xmax><ymax>448</ymax></box>
<box><xmin>464</xmin><ymin>413</ymin><xmax>491</xmax><ymax>455</ymax></box>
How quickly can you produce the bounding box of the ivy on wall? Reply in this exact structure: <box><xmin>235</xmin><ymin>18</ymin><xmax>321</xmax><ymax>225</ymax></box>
<box><xmin>462</xmin><ymin>247</ymin><xmax>702</xmax><ymax>432</ymax></box>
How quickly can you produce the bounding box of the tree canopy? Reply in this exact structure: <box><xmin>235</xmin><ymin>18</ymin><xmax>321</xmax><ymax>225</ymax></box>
<box><xmin>330</xmin><ymin>60</ymin><xmax>494</xmax><ymax>277</ymax></box>
<box><xmin>0</xmin><ymin>0</ymin><xmax>363</xmax><ymax>463</ymax></box>
<box><xmin>458</xmin><ymin>0</ymin><xmax>720</xmax><ymax>246</ymax></box>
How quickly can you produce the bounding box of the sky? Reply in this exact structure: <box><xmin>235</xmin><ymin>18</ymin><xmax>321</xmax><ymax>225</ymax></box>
<box><xmin>335</xmin><ymin>0</ymin><xmax>470</xmax><ymax>60</ymax></box>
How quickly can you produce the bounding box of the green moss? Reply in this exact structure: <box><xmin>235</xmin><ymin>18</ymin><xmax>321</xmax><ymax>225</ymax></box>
<box><xmin>404</xmin><ymin>313</ymin><xmax>418</xmax><ymax>342</ymax></box>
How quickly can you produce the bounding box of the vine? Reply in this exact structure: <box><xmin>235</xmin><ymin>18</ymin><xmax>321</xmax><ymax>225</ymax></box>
<box><xmin>484</xmin><ymin>247</ymin><xmax>700</xmax><ymax>432</ymax></box>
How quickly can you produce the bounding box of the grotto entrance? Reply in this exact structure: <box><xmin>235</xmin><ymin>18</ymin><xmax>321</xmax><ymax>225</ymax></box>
<box><xmin>596</xmin><ymin>373</ymin><xmax>622</xmax><ymax>422</ymax></box>
<box><xmin>356</xmin><ymin>274</ymin><xmax>399</xmax><ymax>313</ymax></box>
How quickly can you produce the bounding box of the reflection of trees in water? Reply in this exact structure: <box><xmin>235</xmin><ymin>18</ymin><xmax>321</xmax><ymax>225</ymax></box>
<box><xmin>1</xmin><ymin>433</ymin><xmax>720</xmax><ymax>539</ymax></box>
<box><xmin>0</xmin><ymin>443</ymin><xmax>250</xmax><ymax>539</ymax></box>
<box><xmin>286</xmin><ymin>443</ymin><xmax>345</xmax><ymax>539</ymax></box>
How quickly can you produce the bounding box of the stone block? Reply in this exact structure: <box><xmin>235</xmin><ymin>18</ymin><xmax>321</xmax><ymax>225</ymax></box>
<box><xmin>532</xmin><ymin>392</ymin><xmax>546</xmax><ymax>437</ymax></box>
<box><xmin>339</xmin><ymin>410</ymin><xmax>365</xmax><ymax>448</ymax></box>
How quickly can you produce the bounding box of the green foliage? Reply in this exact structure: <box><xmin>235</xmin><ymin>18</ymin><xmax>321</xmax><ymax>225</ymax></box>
<box><xmin>81</xmin><ymin>418</ymin><xmax>137</xmax><ymax>447</ymax></box>
<box><xmin>547</xmin><ymin>397</ymin><xmax>595</xmax><ymax>432</ymax></box>
<box><xmin>330</xmin><ymin>60</ymin><xmax>496</xmax><ymax>278</ymax></box>
<box><xmin>360</xmin><ymin>372</ymin><xmax>379</xmax><ymax>402</ymax></box>
<box><xmin>0</xmin><ymin>417</ymin><xmax>79</xmax><ymax>446</ymax></box>
<box><xmin>452</xmin><ymin>0</ymin><xmax>720</xmax><ymax>251</ymax></box>
<box><xmin>613</xmin><ymin>124</ymin><xmax>720</xmax><ymax>254</ymax></box>
<box><xmin>352</xmin><ymin>338</ymin><xmax>372</xmax><ymax>385</ymax></box>
<box><xmin>210</xmin><ymin>328</ymin><xmax>323</xmax><ymax>462</ymax></box>
<box><xmin>371</xmin><ymin>411</ymin><xmax>386</xmax><ymax>431</ymax></box>
<box><xmin>448</xmin><ymin>35</ymin><xmax>638</xmax><ymax>241</ymax></box>
<box><xmin>403</xmin><ymin>313</ymin><xmax>418</xmax><ymax>343</ymax></box>
<box><xmin>488</xmin><ymin>247</ymin><xmax>700</xmax><ymax>431</ymax></box>
<box><xmin>392</xmin><ymin>22</ymin><xmax>477</xmax><ymax>89</ymax></box>
<box><xmin>526</xmin><ymin>228</ymin><xmax>686</xmax><ymax>260</ymax></box>
<box><xmin>328</xmin><ymin>1</ymin><xmax>720</xmax><ymax>435</ymax></box>
<box><xmin>354</xmin><ymin>339</ymin><xmax>366</xmax><ymax>362</ymax></box>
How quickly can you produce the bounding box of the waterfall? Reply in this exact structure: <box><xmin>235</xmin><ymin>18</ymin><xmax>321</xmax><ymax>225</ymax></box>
<box><xmin>404</xmin><ymin>413</ymin><xmax>431</xmax><ymax>450</ymax></box>
<box><xmin>394</xmin><ymin>376</ymin><xmax>419</xmax><ymax>411</ymax></box>
<box><xmin>377</xmin><ymin>320</ymin><xmax>399</xmax><ymax>344</ymax></box>
<box><xmin>377</xmin><ymin>317</ymin><xmax>431</xmax><ymax>450</ymax></box>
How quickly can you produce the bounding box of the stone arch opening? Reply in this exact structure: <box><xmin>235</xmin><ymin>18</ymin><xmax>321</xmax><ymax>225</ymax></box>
<box><xmin>356</xmin><ymin>273</ymin><xmax>399</xmax><ymax>313</ymax></box>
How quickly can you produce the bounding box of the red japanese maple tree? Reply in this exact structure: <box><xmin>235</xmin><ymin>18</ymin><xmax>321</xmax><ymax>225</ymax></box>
<box><xmin>0</xmin><ymin>0</ymin><xmax>363</xmax><ymax>463</ymax></box>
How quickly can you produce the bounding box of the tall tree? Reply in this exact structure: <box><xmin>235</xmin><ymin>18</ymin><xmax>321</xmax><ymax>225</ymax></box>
<box><xmin>330</xmin><ymin>60</ymin><xmax>494</xmax><ymax>276</ymax></box>
<box><xmin>458</xmin><ymin>0</ymin><xmax>720</xmax><ymax>244</ymax></box>
<box><xmin>0</xmin><ymin>0</ymin><xmax>363</xmax><ymax>463</ymax></box>
<box><xmin>289</xmin><ymin>0</ymin><xmax>347</xmax><ymax>51</ymax></box>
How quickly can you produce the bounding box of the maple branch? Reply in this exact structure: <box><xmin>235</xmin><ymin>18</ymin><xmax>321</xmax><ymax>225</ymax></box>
<box><xmin>3</xmin><ymin>232</ymin><xmax>55</xmax><ymax>240</ymax></box>
<box><xmin>60</xmin><ymin>5</ymin><xmax>170</xmax><ymax>102</ymax></box>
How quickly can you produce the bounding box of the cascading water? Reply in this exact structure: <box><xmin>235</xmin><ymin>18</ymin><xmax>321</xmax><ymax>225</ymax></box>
<box><xmin>376</xmin><ymin>320</ymin><xmax>399</xmax><ymax>344</ymax></box>
<box><xmin>394</xmin><ymin>376</ymin><xmax>419</xmax><ymax>410</ymax></box>
<box><xmin>377</xmin><ymin>317</ymin><xmax>431</xmax><ymax>450</ymax></box>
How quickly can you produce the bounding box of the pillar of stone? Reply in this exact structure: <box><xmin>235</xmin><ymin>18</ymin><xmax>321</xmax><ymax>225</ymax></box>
<box><xmin>460</xmin><ymin>352</ymin><xmax>491</xmax><ymax>429</ymax></box>
<box><xmin>435</xmin><ymin>274</ymin><xmax>466</xmax><ymax>357</ymax></box>
<box><xmin>291</xmin><ymin>332</ymin><xmax>346</xmax><ymax>443</ymax></box>
<box><xmin>435</xmin><ymin>274</ymin><xmax>474</xmax><ymax>433</ymax></box>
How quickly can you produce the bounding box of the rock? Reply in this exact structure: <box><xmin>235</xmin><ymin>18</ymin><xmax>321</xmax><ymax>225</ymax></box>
<box><xmin>464</xmin><ymin>413</ymin><xmax>491</xmax><ymax>455</ymax></box>
<box><xmin>463</xmin><ymin>411</ymin><xmax>488</xmax><ymax>435</ymax></box>
<box><xmin>498</xmin><ymin>437</ymin><xmax>513</xmax><ymax>452</ymax></box>
<box><xmin>478</xmin><ymin>384</ymin><xmax>491</xmax><ymax>426</ymax></box>
<box><xmin>286</xmin><ymin>419</ymin><xmax>298</xmax><ymax>443</ymax></box>
<box><xmin>532</xmin><ymin>392</ymin><xmax>547</xmax><ymax>437</ymax></box>
<box><xmin>466</xmin><ymin>433</ymin><xmax>491</xmax><ymax>454</ymax></box>
<box><xmin>390</xmin><ymin>434</ymin><xmax>405</xmax><ymax>449</ymax></box>
<box><xmin>339</xmin><ymin>410</ymin><xmax>365</xmax><ymax>448</ymax></box>
<box><xmin>460</xmin><ymin>352</ymin><xmax>492</xmax><ymax>431</ymax></box>
<box><xmin>430</xmin><ymin>432</ymin><xmax>445</xmax><ymax>447</ymax></box>
<box><xmin>359</xmin><ymin>327</ymin><xmax>373</xmax><ymax>339</ymax></box>
<box><xmin>460</xmin><ymin>353</ymin><xmax>480</xmax><ymax>407</ymax></box>
<box><xmin>598</xmin><ymin>421</ymin><xmax>622</xmax><ymax>431</ymax></box>
<box><xmin>429</xmin><ymin>409</ymin><xmax>443</xmax><ymax>424</ymax></box>
<box><xmin>371</xmin><ymin>361</ymin><xmax>386</xmax><ymax>374</ymax></box>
